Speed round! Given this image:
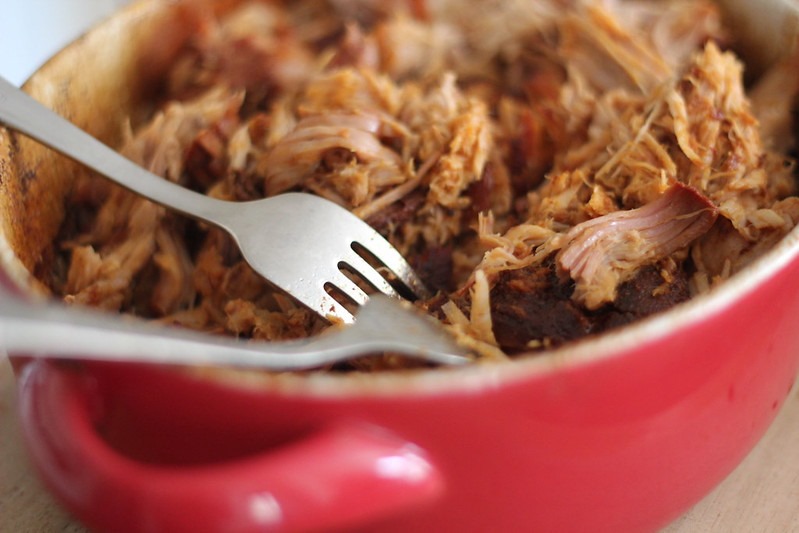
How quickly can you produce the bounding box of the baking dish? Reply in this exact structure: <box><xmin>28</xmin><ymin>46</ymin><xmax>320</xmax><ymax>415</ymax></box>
<box><xmin>3</xmin><ymin>0</ymin><xmax>799</xmax><ymax>531</ymax></box>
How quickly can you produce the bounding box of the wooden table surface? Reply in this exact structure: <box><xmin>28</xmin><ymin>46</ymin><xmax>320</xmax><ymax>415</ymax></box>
<box><xmin>1</xmin><ymin>354</ymin><xmax>798</xmax><ymax>532</ymax></box>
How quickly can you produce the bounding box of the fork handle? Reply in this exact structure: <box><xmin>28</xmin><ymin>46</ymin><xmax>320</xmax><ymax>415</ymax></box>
<box><xmin>0</xmin><ymin>294</ymin><xmax>309</xmax><ymax>369</ymax></box>
<box><xmin>0</xmin><ymin>290</ymin><xmax>364</xmax><ymax>371</ymax></box>
<box><xmin>0</xmin><ymin>75</ymin><xmax>234</xmax><ymax>227</ymax></box>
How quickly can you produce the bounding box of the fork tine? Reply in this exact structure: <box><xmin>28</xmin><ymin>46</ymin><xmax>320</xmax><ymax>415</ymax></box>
<box><xmin>312</xmin><ymin>290</ymin><xmax>356</xmax><ymax>324</ymax></box>
<box><xmin>326</xmin><ymin>270</ymin><xmax>370</xmax><ymax>306</ymax></box>
<box><xmin>355</xmin><ymin>231</ymin><xmax>432</xmax><ymax>300</ymax></box>
<box><xmin>339</xmin><ymin>250</ymin><xmax>400</xmax><ymax>298</ymax></box>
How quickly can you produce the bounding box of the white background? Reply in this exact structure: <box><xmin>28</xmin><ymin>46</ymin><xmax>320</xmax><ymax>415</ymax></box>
<box><xmin>0</xmin><ymin>0</ymin><xmax>129</xmax><ymax>86</ymax></box>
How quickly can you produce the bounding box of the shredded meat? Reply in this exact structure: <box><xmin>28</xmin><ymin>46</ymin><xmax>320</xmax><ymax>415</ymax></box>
<box><xmin>485</xmin><ymin>259</ymin><xmax>691</xmax><ymax>353</ymax></box>
<box><xmin>54</xmin><ymin>0</ymin><xmax>799</xmax><ymax>367</ymax></box>
<box><xmin>557</xmin><ymin>183</ymin><xmax>717</xmax><ymax>309</ymax></box>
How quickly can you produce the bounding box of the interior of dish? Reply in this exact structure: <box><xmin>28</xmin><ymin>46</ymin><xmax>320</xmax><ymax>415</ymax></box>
<box><xmin>9</xmin><ymin>0</ymin><xmax>799</xmax><ymax>372</ymax></box>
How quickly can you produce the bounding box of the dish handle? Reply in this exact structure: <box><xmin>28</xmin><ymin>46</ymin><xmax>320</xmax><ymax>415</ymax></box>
<box><xmin>15</xmin><ymin>360</ymin><xmax>444</xmax><ymax>532</ymax></box>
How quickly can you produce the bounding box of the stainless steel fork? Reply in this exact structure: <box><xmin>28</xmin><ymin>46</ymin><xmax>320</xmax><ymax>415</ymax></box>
<box><xmin>0</xmin><ymin>76</ymin><xmax>429</xmax><ymax>323</ymax></box>
<box><xmin>0</xmin><ymin>285</ymin><xmax>470</xmax><ymax>370</ymax></box>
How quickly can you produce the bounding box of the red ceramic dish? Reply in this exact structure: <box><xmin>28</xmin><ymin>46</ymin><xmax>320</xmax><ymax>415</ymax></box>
<box><xmin>12</xmin><ymin>241</ymin><xmax>799</xmax><ymax>532</ymax></box>
<box><xmin>3</xmin><ymin>1</ymin><xmax>799</xmax><ymax>532</ymax></box>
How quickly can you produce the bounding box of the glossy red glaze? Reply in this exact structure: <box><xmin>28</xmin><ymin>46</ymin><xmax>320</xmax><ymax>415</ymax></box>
<box><xmin>12</xmin><ymin>230</ymin><xmax>799</xmax><ymax>531</ymax></box>
<box><xmin>5</xmin><ymin>1</ymin><xmax>799</xmax><ymax>531</ymax></box>
<box><xmin>16</xmin><ymin>361</ymin><xmax>445</xmax><ymax>532</ymax></box>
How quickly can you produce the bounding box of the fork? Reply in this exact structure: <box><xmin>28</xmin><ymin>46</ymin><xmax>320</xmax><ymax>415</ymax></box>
<box><xmin>0</xmin><ymin>285</ymin><xmax>470</xmax><ymax>370</ymax></box>
<box><xmin>0</xmin><ymin>75</ymin><xmax>429</xmax><ymax>324</ymax></box>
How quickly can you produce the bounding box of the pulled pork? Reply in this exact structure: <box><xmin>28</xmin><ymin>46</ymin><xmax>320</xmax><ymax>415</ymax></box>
<box><xmin>54</xmin><ymin>0</ymin><xmax>799</xmax><ymax>367</ymax></box>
